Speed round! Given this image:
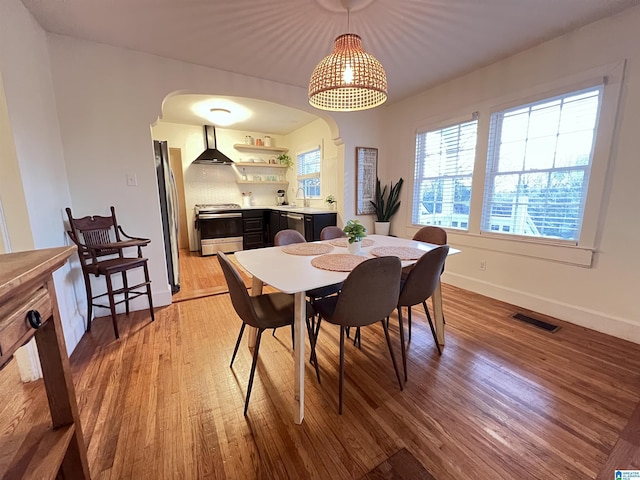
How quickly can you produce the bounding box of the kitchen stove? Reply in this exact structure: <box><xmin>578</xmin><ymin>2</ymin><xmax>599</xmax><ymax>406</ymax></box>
<box><xmin>195</xmin><ymin>203</ymin><xmax>241</xmax><ymax>213</ymax></box>
<box><xmin>194</xmin><ymin>203</ymin><xmax>243</xmax><ymax>256</ymax></box>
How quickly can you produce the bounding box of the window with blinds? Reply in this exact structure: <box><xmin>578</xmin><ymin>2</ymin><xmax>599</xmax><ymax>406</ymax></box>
<box><xmin>481</xmin><ymin>86</ymin><xmax>603</xmax><ymax>242</ymax></box>
<box><xmin>412</xmin><ymin>115</ymin><xmax>478</xmax><ymax>229</ymax></box>
<box><xmin>297</xmin><ymin>147</ymin><xmax>321</xmax><ymax>198</ymax></box>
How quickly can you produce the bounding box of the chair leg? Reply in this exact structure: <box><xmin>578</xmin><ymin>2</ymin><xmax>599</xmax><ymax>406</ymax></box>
<box><xmin>143</xmin><ymin>262</ymin><xmax>155</xmax><ymax>322</ymax></box>
<box><xmin>230</xmin><ymin>323</ymin><xmax>247</xmax><ymax>367</ymax></box>
<box><xmin>353</xmin><ymin>327</ymin><xmax>361</xmax><ymax>348</ymax></box>
<box><xmin>105</xmin><ymin>274</ymin><xmax>119</xmax><ymax>339</ymax></box>
<box><xmin>309</xmin><ymin>315</ymin><xmax>323</xmax><ymax>363</ymax></box>
<box><xmin>339</xmin><ymin>325</ymin><xmax>345</xmax><ymax>414</ymax></box>
<box><xmin>422</xmin><ymin>301</ymin><xmax>442</xmax><ymax>355</ymax></box>
<box><xmin>122</xmin><ymin>271</ymin><xmax>130</xmax><ymax>315</ymax></box>
<box><xmin>305</xmin><ymin>316</ymin><xmax>321</xmax><ymax>384</ymax></box>
<box><xmin>244</xmin><ymin>328</ymin><xmax>264</xmax><ymax>416</ymax></box>
<box><xmin>407</xmin><ymin>306</ymin><xmax>413</xmax><ymax>343</ymax></box>
<box><xmin>83</xmin><ymin>272</ymin><xmax>93</xmax><ymax>332</ymax></box>
<box><xmin>381</xmin><ymin>319</ymin><xmax>403</xmax><ymax>391</ymax></box>
<box><xmin>397</xmin><ymin>307</ymin><xmax>408</xmax><ymax>382</ymax></box>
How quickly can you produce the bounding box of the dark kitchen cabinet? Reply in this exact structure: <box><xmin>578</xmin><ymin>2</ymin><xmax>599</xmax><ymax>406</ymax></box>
<box><xmin>242</xmin><ymin>210</ymin><xmax>267</xmax><ymax>250</ymax></box>
<box><xmin>268</xmin><ymin>211</ymin><xmax>289</xmax><ymax>244</ymax></box>
<box><xmin>268</xmin><ymin>210</ymin><xmax>286</xmax><ymax>245</ymax></box>
<box><xmin>304</xmin><ymin>213</ymin><xmax>337</xmax><ymax>242</ymax></box>
<box><xmin>268</xmin><ymin>210</ymin><xmax>337</xmax><ymax>244</ymax></box>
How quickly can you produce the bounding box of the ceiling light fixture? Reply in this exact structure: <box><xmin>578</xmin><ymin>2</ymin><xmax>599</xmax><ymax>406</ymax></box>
<box><xmin>308</xmin><ymin>3</ymin><xmax>387</xmax><ymax>111</ymax></box>
<box><xmin>208</xmin><ymin>107</ymin><xmax>232</xmax><ymax>125</ymax></box>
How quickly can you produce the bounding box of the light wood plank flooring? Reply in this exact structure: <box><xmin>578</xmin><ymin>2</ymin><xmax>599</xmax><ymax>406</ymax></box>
<box><xmin>2</xmin><ymin>251</ymin><xmax>640</xmax><ymax>479</ymax></box>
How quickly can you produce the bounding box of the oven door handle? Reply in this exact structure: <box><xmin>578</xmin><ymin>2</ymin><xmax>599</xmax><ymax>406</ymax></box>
<box><xmin>198</xmin><ymin>212</ymin><xmax>243</xmax><ymax>220</ymax></box>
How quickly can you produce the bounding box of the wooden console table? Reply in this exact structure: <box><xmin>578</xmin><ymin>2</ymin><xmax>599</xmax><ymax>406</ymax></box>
<box><xmin>0</xmin><ymin>246</ymin><xmax>90</xmax><ymax>479</ymax></box>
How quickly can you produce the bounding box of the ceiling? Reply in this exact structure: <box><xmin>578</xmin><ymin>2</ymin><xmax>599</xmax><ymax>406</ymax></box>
<box><xmin>21</xmin><ymin>0</ymin><xmax>640</xmax><ymax>132</ymax></box>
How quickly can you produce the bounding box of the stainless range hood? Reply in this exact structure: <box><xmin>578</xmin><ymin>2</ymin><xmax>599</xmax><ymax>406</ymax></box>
<box><xmin>192</xmin><ymin>125</ymin><xmax>234</xmax><ymax>165</ymax></box>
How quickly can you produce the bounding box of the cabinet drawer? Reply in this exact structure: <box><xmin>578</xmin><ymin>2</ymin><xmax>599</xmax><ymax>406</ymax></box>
<box><xmin>0</xmin><ymin>286</ymin><xmax>51</xmax><ymax>363</ymax></box>
<box><xmin>243</xmin><ymin>217</ymin><xmax>263</xmax><ymax>232</ymax></box>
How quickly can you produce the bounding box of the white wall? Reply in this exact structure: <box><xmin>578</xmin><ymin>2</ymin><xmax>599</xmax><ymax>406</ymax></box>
<box><xmin>44</xmin><ymin>32</ymin><xmax>372</xmax><ymax>308</ymax></box>
<box><xmin>0</xmin><ymin>0</ymin><xmax>85</xmax><ymax>353</ymax></box>
<box><xmin>382</xmin><ymin>6</ymin><xmax>640</xmax><ymax>341</ymax></box>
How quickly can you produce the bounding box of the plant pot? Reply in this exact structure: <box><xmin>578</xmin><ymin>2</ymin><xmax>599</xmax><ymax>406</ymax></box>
<box><xmin>347</xmin><ymin>241</ymin><xmax>361</xmax><ymax>254</ymax></box>
<box><xmin>374</xmin><ymin>221</ymin><xmax>390</xmax><ymax>235</ymax></box>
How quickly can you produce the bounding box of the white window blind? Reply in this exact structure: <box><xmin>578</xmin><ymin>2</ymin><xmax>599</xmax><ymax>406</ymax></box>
<box><xmin>297</xmin><ymin>147</ymin><xmax>321</xmax><ymax>198</ymax></box>
<box><xmin>481</xmin><ymin>86</ymin><xmax>603</xmax><ymax>242</ymax></box>
<box><xmin>412</xmin><ymin>115</ymin><xmax>478</xmax><ymax>230</ymax></box>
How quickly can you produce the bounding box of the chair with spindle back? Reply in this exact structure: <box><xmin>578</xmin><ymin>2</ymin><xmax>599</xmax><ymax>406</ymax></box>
<box><xmin>66</xmin><ymin>206</ymin><xmax>154</xmax><ymax>339</ymax></box>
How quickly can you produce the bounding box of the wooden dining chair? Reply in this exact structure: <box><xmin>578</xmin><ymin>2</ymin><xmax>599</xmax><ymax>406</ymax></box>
<box><xmin>319</xmin><ymin>226</ymin><xmax>346</xmax><ymax>240</ymax></box>
<box><xmin>217</xmin><ymin>252</ymin><xmax>318</xmax><ymax>415</ymax></box>
<box><xmin>396</xmin><ymin>245</ymin><xmax>449</xmax><ymax>380</ymax></box>
<box><xmin>65</xmin><ymin>206</ymin><xmax>154</xmax><ymax>339</ymax></box>
<box><xmin>311</xmin><ymin>256</ymin><xmax>403</xmax><ymax>414</ymax></box>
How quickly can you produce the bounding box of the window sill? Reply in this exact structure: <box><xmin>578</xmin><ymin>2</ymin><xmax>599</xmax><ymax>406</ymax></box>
<box><xmin>448</xmin><ymin>231</ymin><xmax>594</xmax><ymax>267</ymax></box>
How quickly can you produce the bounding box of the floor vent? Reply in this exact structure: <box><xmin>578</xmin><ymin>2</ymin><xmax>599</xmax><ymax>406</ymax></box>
<box><xmin>512</xmin><ymin>313</ymin><xmax>560</xmax><ymax>333</ymax></box>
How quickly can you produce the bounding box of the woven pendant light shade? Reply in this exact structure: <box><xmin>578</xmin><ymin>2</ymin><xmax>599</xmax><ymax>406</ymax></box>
<box><xmin>309</xmin><ymin>33</ymin><xmax>387</xmax><ymax>112</ymax></box>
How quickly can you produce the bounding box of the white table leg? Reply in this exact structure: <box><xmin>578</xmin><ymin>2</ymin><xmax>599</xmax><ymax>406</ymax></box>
<box><xmin>247</xmin><ymin>276</ymin><xmax>264</xmax><ymax>348</ymax></box>
<box><xmin>293</xmin><ymin>291</ymin><xmax>305</xmax><ymax>424</ymax></box>
<box><xmin>431</xmin><ymin>280</ymin><xmax>445</xmax><ymax>347</ymax></box>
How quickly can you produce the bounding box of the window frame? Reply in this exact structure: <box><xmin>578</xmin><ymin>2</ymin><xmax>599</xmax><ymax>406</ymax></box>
<box><xmin>296</xmin><ymin>146</ymin><xmax>322</xmax><ymax>199</ymax></box>
<box><xmin>480</xmin><ymin>85</ymin><xmax>604</xmax><ymax>245</ymax></box>
<box><xmin>407</xmin><ymin>60</ymin><xmax>625</xmax><ymax>267</ymax></box>
<box><xmin>411</xmin><ymin>112</ymin><xmax>479</xmax><ymax>231</ymax></box>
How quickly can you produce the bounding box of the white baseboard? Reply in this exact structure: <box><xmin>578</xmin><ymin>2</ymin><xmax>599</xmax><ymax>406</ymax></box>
<box><xmin>445</xmin><ymin>272</ymin><xmax>640</xmax><ymax>344</ymax></box>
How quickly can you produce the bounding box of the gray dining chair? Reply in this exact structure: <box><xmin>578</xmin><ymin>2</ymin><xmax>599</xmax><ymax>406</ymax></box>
<box><xmin>274</xmin><ymin>229</ymin><xmax>306</xmax><ymax>245</ymax></box>
<box><xmin>217</xmin><ymin>252</ymin><xmax>318</xmax><ymax>415</ymax></box>
<box><xmin>412</xmin><ymin>225</ymin><xmax>447</xmax><ymax>245</ymax></box>
<box><xmin>274</xmin><ymin>229</ymin><xmax>342</xmax><ymax>381</ymax></box>
<box><xmin>396</xmin><ymin>245</ymin><xmax>449</xmax><ymax>380</ymax></box>
<box><xmin>311</xmin><ymin>256</ymin><xmax>403</xmax><ymax>414</ymax></box>
<box><xmin>405</xmin><ymin>225</ymin><xmax>449</xmax><ymax>335</ymax></box>
<box><xmin>319</xmin><ymin>226</ymin><xmax>346</xmax><ymax>240</ymax></box>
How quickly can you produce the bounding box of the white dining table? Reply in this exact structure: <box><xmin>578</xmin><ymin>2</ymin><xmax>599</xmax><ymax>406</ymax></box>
<box><xmin>233</xmin><ymin>234</ymin><xmax>460</xmax><ymax>424</ymax></box>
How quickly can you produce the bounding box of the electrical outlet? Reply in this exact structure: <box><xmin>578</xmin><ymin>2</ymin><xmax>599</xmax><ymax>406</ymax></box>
<box><xmin>479</xmin><ymin>260</ymin><xmax>487</xmax><ymax>271</ymax></box>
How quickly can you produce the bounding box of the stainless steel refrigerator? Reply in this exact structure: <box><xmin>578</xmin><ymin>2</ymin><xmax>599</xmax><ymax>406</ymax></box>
<box><xmin>154</xmin><ymin>140</ymin><xmax>180</xmax><ymax>293</ymax></box>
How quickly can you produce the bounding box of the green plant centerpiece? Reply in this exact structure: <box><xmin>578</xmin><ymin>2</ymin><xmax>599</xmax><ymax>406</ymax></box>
<box><xmin>370</xmin><ymin>177</ymin><xmax>404</xmax><ymax>235</ymax></box>
<box><xmin>277</xmin><ymin>153</ymin><xmax>294</xmax><ymax>168</ymax></box>
<box><xmin>343</xmin><ymin>220</ymin><xmax>367</xmax><ymax>244</ymax></box>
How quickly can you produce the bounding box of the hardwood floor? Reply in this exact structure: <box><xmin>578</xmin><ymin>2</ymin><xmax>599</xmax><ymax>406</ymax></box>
<box><xmin>2</xmin><ymin>250</ymin><xmax>640</xmax><ymax>479</ymax></box>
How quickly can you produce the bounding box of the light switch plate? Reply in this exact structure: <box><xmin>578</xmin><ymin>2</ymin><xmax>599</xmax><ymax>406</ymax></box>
<box><xmin>126</xmin><ymin>173</ymin><xmax>137</xmax><ymax>186</ymax></box>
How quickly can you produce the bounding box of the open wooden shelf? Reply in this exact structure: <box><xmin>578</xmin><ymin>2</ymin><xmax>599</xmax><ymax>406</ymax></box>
<box><xmin>234</xmin><ymin>144</ymin><xmax>288</xmax><ymax>154</ymax></box>
<box><xmin>237</xmin><ymin>181</ymin><xmax>289</xmax><ymax>185</ymax></box>
<box><xmin>236</xmin><ymin>162</ymin><xmax>288</xmax><ymax>169</ymax></box>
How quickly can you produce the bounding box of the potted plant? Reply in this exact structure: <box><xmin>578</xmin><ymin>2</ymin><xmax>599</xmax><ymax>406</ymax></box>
<box><xmin>342</xmin><ymin>219</ymin><xmax>367</xmax><ymax>254</ymax></box>
<box><xmin>277</xmin><ymin>153</ymin><xmax>294</xmax><ymax>168</ymax></box>
<box><xmin>325</xmin><ymin>194</ymin><xmax>337</xmax><ymax>210</ymax></box>
<box><xmin>370</xmin><ymin>177</ymin><xmax>404</xmax><ymax>235</ymax></box>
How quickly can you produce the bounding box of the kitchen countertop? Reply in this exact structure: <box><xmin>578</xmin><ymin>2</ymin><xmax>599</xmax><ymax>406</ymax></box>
<box><xmin>240</xmin><ymin>206</ymin><xmax>336</xmax><ymax>214</ymax></box>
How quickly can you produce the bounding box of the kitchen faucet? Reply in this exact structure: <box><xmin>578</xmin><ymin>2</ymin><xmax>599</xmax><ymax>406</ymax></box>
<box><xmin>296</xmin><ymin>187</ymin><xmax>309</xmax><ymax>207</ymax></box>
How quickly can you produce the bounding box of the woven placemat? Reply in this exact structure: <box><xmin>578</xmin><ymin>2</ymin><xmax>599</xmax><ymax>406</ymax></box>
<box><xmin>311</xmin><ymin>254</ymin><xmax>368</xmax><ymax>272</ymax></box>
<box><xmin>370</xmin><ymin>246</ymin><xmax>426</xmax><ymax>260</ymax></box>
<box><xmin>281</xmin><ymin>243</ymin><xmax>334</xmax><ymax>256</ymax></box>
<box><xmin>328</xmin><ymin>238</ymin><xmax>375</xmax><ymax>248</ymax></box>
